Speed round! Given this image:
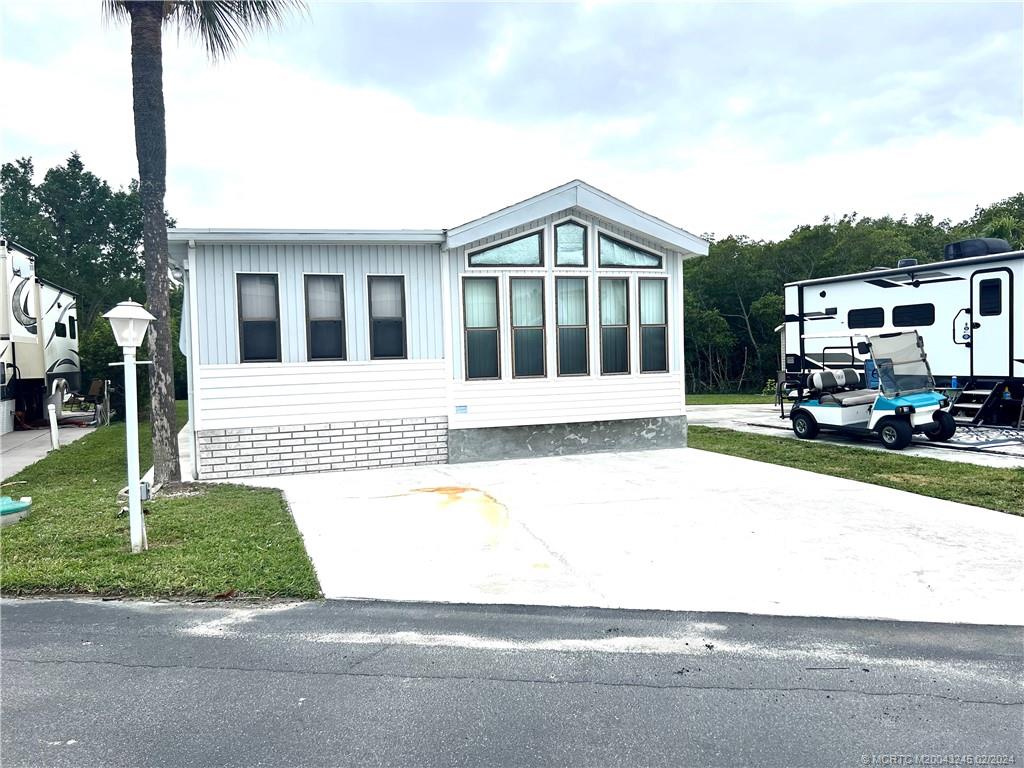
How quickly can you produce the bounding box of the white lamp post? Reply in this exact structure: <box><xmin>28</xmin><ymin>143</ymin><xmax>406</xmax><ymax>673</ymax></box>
<box><xmin>104</xmin><ymin>299</ymin><xmax>155</xmax><ymax>554</ymax></box>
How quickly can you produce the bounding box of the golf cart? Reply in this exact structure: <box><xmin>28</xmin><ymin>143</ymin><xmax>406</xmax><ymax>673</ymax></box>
<box><xmin>785</xmin><ymin>331</ymin><xmax>956</xmax><ymax>450</ymax></box>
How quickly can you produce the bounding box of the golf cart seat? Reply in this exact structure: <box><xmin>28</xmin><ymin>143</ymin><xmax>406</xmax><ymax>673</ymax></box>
<box><xmin>808</xmin><ymin>369</ymin><xmax>878</xmax><ymax>407</ymax></box>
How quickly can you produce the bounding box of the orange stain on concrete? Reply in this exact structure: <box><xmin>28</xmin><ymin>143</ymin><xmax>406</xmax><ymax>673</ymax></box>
<box><xmin>411</xmin><ymin>486</ymin><xmax>509</xmax><ymax>528</ymax></box>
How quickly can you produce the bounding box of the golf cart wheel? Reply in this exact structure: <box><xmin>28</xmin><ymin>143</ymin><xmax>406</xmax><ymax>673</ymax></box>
<box><xmin>925</xmin><ymin>411</ymin><xmax>957</xmax><ymax>442</ymax></box>
<box><xmin>792</xmin><ymin>411</ymin><xmax>819</xmax><ymax>440</ymax></box>
<box><xmin>878</xmin><ymin>419</ymin><xmax>913</xmax><ymax>450</ymax></box>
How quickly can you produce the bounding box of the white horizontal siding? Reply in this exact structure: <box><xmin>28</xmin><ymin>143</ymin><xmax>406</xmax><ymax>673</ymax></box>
<box><xmin>448</xmin><ymin>373</ymin><xmax>684</xmax><ymax>429</ymax></box>
<box><xmin>195</xmin><ymin>359</ymin><xmax>447</xmax><ymax>429</ymax></box>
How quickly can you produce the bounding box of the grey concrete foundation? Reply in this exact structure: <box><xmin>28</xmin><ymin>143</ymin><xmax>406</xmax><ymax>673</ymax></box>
<box><xmin>448</xmin><ymin>415</ymin><xmax>687</xmax><ymax>463</ymax></box>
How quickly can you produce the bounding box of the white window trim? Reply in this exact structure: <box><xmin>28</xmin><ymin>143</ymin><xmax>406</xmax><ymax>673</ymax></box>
<box><xmin>301</xmin><ymin>271</ymin><xmax>347</xmax><ymax>363</ymax></box>
<box><xmin>234</xmin><ymin>270</ymin><xmax>282</xmax><ymax>365</ymax></box>
<box><xmin>464</xmin><ymin>226</ymin><xmax>546</xmax><ymax>270</ymax></box>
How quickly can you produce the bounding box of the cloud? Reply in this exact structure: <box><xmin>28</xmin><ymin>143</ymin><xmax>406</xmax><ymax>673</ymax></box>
<box><xmin>1</xmin><ymin>0</ymin><xmax>1021</xmax><ymax>243</ymax></box>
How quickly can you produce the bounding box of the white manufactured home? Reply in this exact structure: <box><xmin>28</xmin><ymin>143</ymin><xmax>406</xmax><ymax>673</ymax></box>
<box><xmin>783</xmin><ymin>238</ymin><xmax>1023</xmax><ymax>426</ymax></box>
<box><xmin>169</xmin><ymin>181</ymin><xmax>708</xmax><ymax>480</ymax></box>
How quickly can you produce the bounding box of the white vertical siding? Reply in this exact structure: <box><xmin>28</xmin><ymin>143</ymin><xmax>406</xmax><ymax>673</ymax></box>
<box><xmin>195</xmin><ymin>242</ymin><xmax>444</xmax><ymax>365</ymax></box>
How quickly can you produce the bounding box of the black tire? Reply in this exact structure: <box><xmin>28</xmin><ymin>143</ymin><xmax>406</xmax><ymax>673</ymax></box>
<box><xmin>878</xmin><ymin>419</ymin><xmax>913</xmax><ymax>450</ymax></box>
<box><xmin>925</xmin><ymin>411</ymin><xmax>957</xmax><ymax>442</ymax></box>
<box><xmin>792</xmin><ymin>411</ymin><xmax>819</xmax><ymax>440</ymax></box>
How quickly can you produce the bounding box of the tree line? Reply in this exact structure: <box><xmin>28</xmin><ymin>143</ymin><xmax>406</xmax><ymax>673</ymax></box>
<box><xmin>683</xmin><ymin>193</ymin><xmax>1024</xmax><ymax>393</ymax></box>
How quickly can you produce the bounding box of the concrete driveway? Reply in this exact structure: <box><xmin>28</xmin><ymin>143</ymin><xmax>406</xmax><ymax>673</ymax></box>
<box><xmin>243</xmin><ymin>448</ymin><xmax>1024</xmax><ymax>625</ymax></box>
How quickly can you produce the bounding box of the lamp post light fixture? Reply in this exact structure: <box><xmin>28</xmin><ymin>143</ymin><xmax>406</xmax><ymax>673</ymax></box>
<box><xmin>103</xmin><ymin>299</ymin><xmax>155</xmax><ymax>554</ymax></box>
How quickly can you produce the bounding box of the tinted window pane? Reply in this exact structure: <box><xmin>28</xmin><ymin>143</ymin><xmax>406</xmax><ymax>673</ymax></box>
<box><xmin>848</xmin><ymin>307</ymin><xmax>884</xmax><ymax>329</ymax></box>
<box><xmin>69</xmin><ymin>317</ymin><xmax>77</xmax><ymax>339</ymax></box>
<box><xmin>558</xmin><ymin>327</ymin><xmax>588</xmax><ymax>375</ymax></box>
<box><xmin>243</xmin><ymin>320</ymin><xmax>278</xmax><ymax>361</ymax></box>
<box><xmin>641</xmin><ymin>326</ymin><xmax>667</xmax><ymax>372</ymax></box>
<box><xmin>555</xmin><ymin>222</ymin><xmax>586</xmax><ymax>266</ymax></box>
<box><xmin>892</xmin><ymin>303</ymin><xmax>935</xmax><ymax>327</ymax></box>
<box><xmin>469</xmin><ymin>233</ymin><xmax>542</xmax><ymax>266</ymax></box>
<box><xmin>54</xmin><ymin>322</ymin><xmax>67</xmax><ymax>338</ymax></box>
<box><xmin>602</xmin><ymin>327</ymin><xmax>629</xmax><ymax>374</ymax></box>
<box><xmin>599</xmin><ymin>234</ymin><xmax>661</xmax><ymax>268</ymax></box>
<box><xmin>979</xmin><ymin>279</ymin><xmax>1002</xmax><ymax>316</ymax></box>
<box><xmin>371</xmin><ymin>319</ymin><xmax>405</xmax><ymax>358</ymax></box>
<box><xmin>309</xmin><ymin>320</ymin><xmax>344</xmax><ymax>359</ymax></box>
<box><xmin>466</xmin><ymin>329</ymin><xmax>499</xmax><ymax>379</ymax></box>
<box><xmin>513</xmin><ymin>328</ymin><xmax>544</xmax><ymax>377</ymax></box>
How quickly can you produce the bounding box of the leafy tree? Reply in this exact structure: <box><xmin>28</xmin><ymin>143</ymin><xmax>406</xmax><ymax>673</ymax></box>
<box><xmin>102</xmin><ymin>0</ymin><xmax>304</xmax><ymax>484</ymax></box>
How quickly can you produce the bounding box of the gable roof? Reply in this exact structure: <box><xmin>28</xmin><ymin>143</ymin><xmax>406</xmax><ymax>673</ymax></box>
<box><xmin>445</xmin><ymin>179</ymin><xmax>709</xmax><ymax>256</ymax></box>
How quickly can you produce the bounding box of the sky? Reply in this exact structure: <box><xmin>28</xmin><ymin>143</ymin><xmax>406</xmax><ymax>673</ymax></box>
<box><xmin>1</xmin><ymin>1</ymin><xmax>1022</xmax><ymax>242</ymax></box>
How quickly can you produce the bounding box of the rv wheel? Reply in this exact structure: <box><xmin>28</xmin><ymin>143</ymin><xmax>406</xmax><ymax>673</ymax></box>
<box><xmin>878</xmin><ymin>419</ymin><xmax>913</xmax><ymax>450</ymax></box>
<box><xmin>792</xmin><ymin>412</ymin><xmax>819</xmax><ymax>440</ymax></box>
<box><xmin>925</xmin><ymin>411</ymin><xmax>957</xmax><ymax>442</ymax></box>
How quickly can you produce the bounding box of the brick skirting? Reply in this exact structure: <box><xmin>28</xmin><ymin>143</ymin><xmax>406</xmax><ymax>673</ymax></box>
<box><xmin>197</xmin><ymin>417</ymin><xmax>448</xmax><ymax>479</ymax></box>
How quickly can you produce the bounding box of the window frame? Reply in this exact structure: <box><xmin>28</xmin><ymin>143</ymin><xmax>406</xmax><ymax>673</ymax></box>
<box><xmin>304</xmin><ymin>273</ymin><xmax>347</xmax><ymax>362</ymax></box>
<box><xmin>462</xmin><ymin>275</ymin><xmax>501</xmax><ymax>381</ymax></box>
<box><xmin>367</xmin><ymin>274</ymin><xmax>408</xmax><ymax>361</ymax></box>
<box><xmin>892</xmin><ymin>302</ymin><xmax>935</xmax><ymax>328</ymax></box>
<box><xmin>639</xmin><ymin>277</ymin><xmax>669</xmax><ymax>374</ymax></box>
<box><xmin>555</xmin><ymin>276</ymin><xmax>590</xmax><ymax>377</ymax></box>
<box><xmin>597</xmin><ymin>232</ymin><xmax>663</xmax><ymax>270</ymax></box>
<box><xmin>599</xmin><ymin>276</ymin><xmax>631</xmax><ymax>375</ymax></box>
<box><xmin>847</xmin><ymin>306</ymin><xmax>884</xmax><ymax>330</ymax></box>
<box><xmin>236</xmin><ymin>272</ymin><xmax>282</xmax><ymax>364</ymax></box>
<box><xmin>68</xmin><ymin>315</ymin><xmax>77</xmax><ymax>340</ymax></box>
<box><xmin>509</xmin><ymin>276</ymin><xmax>546</xmax><ymax>379</ymax></box>
<box><xmin>553</xmin><ymin>218</ymin><xmax>589</xmax><ymax>268</ymax></box>
<box><xmin>54</xmin><ymin>321</ymin><xmax>67</xmax><ymax>338</ymax></box>
<box><xmin>466</xmin><ymin>228</ymin><xmax>545</xmax><ymax>268</ymax></box>
<box><xmin>978</xmin><ymin>278</ymin><xmax>1003</xmax><ymax>317</ymax></box>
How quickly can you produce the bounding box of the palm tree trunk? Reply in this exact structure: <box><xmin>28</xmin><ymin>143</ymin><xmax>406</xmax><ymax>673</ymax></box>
<box><xmin>128</xmin><ymin>3</ymin><xmax>180</xmax><ymax>484</ymax></box>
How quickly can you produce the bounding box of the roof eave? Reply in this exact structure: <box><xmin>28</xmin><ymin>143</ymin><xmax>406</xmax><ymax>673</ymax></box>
<box><xmin>167</xmin><ymin>228</ymin><xmax>446</xmax><ymax>245</ymax></box>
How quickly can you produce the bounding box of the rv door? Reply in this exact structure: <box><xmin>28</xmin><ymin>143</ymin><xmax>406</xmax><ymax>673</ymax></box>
<box><xmin>970</xmin><ymin>269</ymin><xmax>1012</xmax><ymax>378</ymax></box>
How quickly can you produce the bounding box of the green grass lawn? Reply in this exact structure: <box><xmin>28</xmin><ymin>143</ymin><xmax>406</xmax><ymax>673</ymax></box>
<box><xmin>1</xmin><ymin>402</ymin><xmax>320</xmax><ymax>599</ymax></box>
<box><xmin>688</xmin><ymin>425</ymin><xmax>1024</xmax><ymax>516</ymax></box>
<box><xmin>687</xmin><ymin>394</ymin><xmax>776</xmax><ymax>405</ymax></box>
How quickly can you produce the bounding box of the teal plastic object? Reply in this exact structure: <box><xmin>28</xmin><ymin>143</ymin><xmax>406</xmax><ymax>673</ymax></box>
<box><xmin>1</xmin><ymin>496</ymin><xmax>32</xmax><ymax>516</ymax></box>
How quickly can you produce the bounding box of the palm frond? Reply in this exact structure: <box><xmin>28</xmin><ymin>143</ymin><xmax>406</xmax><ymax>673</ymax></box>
<box><xmin>170</xmin><ymin>0</ymin><xmax>307</xmax><ymax>61</ymax></box>
<box><xmin>100</xmin><ymin>0</ymin><xmax>131</xmax><ymax>25</ymax></box>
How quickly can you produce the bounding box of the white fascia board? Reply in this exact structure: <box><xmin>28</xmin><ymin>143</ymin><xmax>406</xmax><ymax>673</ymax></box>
<box><xmin>445</xmin><ymin>180</ymin><xmax>709</xmax><ymax>257</ymax></box>
<box><xmin>575</xmin><ymin>186</ymin><xmax>709</xmax><ymax>257</ymax></box>
<box><xmin>445</xmin><ymin>184</ymin><xmax>581</xmax><ymax>249</ymax></box>
<box><xmin>167</xmin><ymin>228</ymin><xmax>445</xmax><ymax>244</ymax></box>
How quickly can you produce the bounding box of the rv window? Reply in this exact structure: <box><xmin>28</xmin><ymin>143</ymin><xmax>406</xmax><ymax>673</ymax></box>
<box><xmin>978</xmin><ymin>279</ymin><xmax>1002</xmax><ymax>316</ymax></box>
<box><xmin>468</xmin><ymin>232</ymin><xmax>543</xmax><ymax>267</ymax></box>
<box><xmin>639</xmin><ymin>278</ymin><xmax>668</xmax><ymax>373</ymax></box>
<box><xmin>892</xmin><ymin>303</ymin><xmax>935</xmax><ymax>327</ymax></box>
<box><xmin>54</xmin><ymin>322</ymin><xmax>67</xmax><ymax>338</ymax></box>
<box><xmin>554</xmin><ymin>221</ymin><xmax>587</xmax><ymax>266</ymax></box>
<box><xmin>368</xmin><ymin>276</ymin><xmax>407</xmax><ymax>359</ymax></box>
<box><xmin>598</xmin><ymin>234</ymin><xmax>662</xmax><ymax>269</ymax></box>
<box><xmin>599</xmin><ymin>278</ymin><xmax>630</xmax><ymax>374</ymax></box>
<box><xmin>556</xmin><ymin>277</ymin><xmax>589</xmax><ymax>376</ymax></box>
<box><xmin>848</xmin><ymin>307</ymin><xmax>884</xmax><ymax>329</ymax></box>
<box><xmin>510</xmin><ymin>277</ymin><xmax>545</xmax><ymax>378</ymax></box>
<box><xmin>237</xmin><ymin>274</ymin><xmax>280</xmax><ymax>363</ymax></box>
<box><xmin>69</xmin><ymin>316</ymin><xmax>77</xmax><ymax>339</ymax></box>
<box><xmin>305</xmin><ymin>275</ymin><xmax>345</xmax><ymax>361</ymax></box>
<box><xmin>464</xmin><ymin>277</ymin><xmax>499</xmax><ymax>379</ymax></box>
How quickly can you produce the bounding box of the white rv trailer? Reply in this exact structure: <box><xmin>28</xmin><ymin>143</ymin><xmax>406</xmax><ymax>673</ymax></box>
<box><xmin>782</xmin><ymin>238</ymin><xmax>1023</xmax><ymax>427</ymax></box>
<box><xmin>1</xmin><ymin>238</ymin><xmax>81</xmax><ymax>435</ymax></box>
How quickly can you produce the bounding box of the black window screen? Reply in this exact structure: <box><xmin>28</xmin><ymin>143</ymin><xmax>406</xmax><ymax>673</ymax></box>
<box><xmin>892</xmin><ymin>303</ymin><xmax>935</xmax><ymax>327</ymax></box>
<box><xmin>848</xmin><ymin>307</ymin><xmax>884</xmax><ymax>329</ymax></box>
<box><xmin>978</xmin><ymin>279</ymin><xmax>1002</xmax><ymax>316</ymax></box>
<box><xmin>368</xmin><ymin>276</ymin><xmax>406</xmax><ymax>359</ymax></box>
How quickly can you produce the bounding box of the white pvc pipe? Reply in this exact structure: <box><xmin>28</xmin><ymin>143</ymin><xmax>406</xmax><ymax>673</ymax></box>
<box><xmin>123</xmin><ymin>348</ymin><xmax>147</xmax><ymax>553</ymax></box>
<box><xmin>47</xmin><ymin>403</ymin><xmax>59</xmax><ymax>450</ymax></box>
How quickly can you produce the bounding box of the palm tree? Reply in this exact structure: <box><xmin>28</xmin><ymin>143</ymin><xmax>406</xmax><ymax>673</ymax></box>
<box><xmin>103</xmin><ymin>1</ymin><xmax>303</xmax><ymax>484</ymax></box>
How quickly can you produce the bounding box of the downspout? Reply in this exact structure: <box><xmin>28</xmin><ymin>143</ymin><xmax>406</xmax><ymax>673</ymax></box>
<box><xmin>185</xmin><ymin>239</ymin><xmax>200</xmax><ymax>480</ymax></box>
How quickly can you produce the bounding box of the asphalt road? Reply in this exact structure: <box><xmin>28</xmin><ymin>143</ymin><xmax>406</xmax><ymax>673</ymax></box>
<box><xmin>2</xmin><ymin>598</ymin><xmax>1021</xmax><ymax>767</ymax></box>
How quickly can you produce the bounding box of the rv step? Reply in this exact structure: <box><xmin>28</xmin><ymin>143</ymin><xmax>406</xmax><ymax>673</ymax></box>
<box><xmin>953</xmin><ymin>418</ymin><xmax>976</xmax><ymax>425</ymax></box>
<box><xmin>953</xmin><ymin>402</ymin><xmax>983</xmax><ymax>409</ymax></box>
<box><xmin>961</xmin><ymin>389</ymin><xmax>994</xmax><ymax>396</ymax></box>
